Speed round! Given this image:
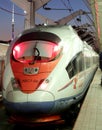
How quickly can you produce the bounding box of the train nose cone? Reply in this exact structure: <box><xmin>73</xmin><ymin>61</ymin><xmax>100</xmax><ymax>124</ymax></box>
<box><xmin>28</xmin><ymin>90</ymin><xmax>54</xmax><ymax>101</ymax></box>
<box><xmin>27</xmin><ymin>90</ymin><xmax>55</xmax><ymax>114</ymax></box>
<box><xmin>4</xmin><ymin>90</ymin><xmax>55</xmax><ymax>114</ymax></box>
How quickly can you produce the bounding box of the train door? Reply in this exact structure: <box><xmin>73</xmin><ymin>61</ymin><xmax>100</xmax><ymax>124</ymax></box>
<box><xmin>75</xmin><ymin>52</ymin><xmax>85</xmax><ymax>89</ymax></box>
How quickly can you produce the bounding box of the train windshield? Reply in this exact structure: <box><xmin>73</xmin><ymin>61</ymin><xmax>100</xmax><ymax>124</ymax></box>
<box><xmin>13</xmin><ymin>40</ymin><xmax>61</xmax><ymax>63</ymax></box>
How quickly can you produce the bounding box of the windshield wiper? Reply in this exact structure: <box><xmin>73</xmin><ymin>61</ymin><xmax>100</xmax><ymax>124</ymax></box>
<box><xmin>29</xmin><ymin>47</ymin><xmax>40</xmax><ymax>65</ymax></box>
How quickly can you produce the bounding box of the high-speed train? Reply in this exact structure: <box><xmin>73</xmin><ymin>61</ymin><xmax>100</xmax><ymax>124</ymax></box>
<box><xmin>2</xmin><ymin>25</ymin><xmax>99</xmax><ymax>123</ymax></box>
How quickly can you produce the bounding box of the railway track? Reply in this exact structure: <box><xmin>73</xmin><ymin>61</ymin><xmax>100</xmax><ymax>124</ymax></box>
<box><xmin>0</xmin><ymin>98</ymin><xmax>84</xmax><ymax>130</ymax></box>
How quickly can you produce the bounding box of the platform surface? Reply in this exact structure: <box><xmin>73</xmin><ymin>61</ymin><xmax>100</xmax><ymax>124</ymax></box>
<box><xmin>73</xmin><ymin>68</ymin><xmax>102</xmax><ymax>130</ymax></box>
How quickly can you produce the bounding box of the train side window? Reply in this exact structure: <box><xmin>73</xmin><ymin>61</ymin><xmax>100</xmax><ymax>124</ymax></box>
<box><xmin>76</xmin><ymin>53</ymin><xmax>84</xmax><ymax>72</ymax></box>
<box><xmin>85</xmin><ymin>57</ymin><xmax>90</xmax><ymax>68</ymax></box>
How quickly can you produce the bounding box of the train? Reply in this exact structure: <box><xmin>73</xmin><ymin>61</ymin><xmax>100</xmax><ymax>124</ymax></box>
<box><xmin>2</xmin><ymin>25</ymin><xmax>99</xmax><ymax>124</ymax></box>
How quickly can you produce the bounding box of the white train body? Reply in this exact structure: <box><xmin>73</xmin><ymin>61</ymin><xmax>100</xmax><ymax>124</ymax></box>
<box><xmin>2</xmin><ymin>25</ymin><xmax>99</xmax><ymax>116</ymax></box>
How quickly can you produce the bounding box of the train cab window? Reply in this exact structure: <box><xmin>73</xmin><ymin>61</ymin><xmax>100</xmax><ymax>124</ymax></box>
<box><xmin>12</xmin><ymin>40</ymin><xmax>61</xmax><ymax>64</ymax></box>
<box><xmin>66</xmin><ymin>58</ymin><xmax>77</xmax><ymax>78</ymax></box>
<box><xmin>66</xmin><ymin>52</ymin><xmax>84</xmax><ymax>79</ymax></box>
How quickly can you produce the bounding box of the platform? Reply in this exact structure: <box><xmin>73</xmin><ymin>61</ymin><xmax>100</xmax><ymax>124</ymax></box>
<box><xmin>73</xmin><ymin>68</ymin><xmax>102</xmax><ymax>130</ymax></box>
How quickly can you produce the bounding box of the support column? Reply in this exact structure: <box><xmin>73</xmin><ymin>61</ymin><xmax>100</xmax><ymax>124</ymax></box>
<box><xmin>29</xmin><ymin>0</ymin><xmax>35</xmax><ymax>27</ymax></box>
<box><xmin>25</xmin><ymin>0</ymin><xmax>35</xmax><ymax>28</ymax></box>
